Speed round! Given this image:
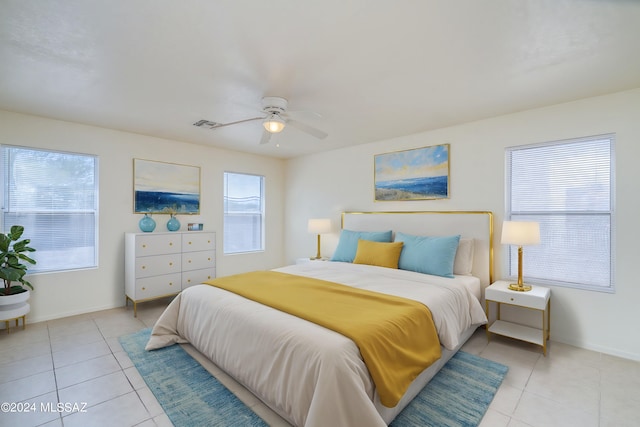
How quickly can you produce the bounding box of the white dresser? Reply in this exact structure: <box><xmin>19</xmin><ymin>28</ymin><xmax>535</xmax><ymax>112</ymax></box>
<box><xmin>125</xmin><ymin>231</ymin><xmax>215</xmax><ymax>316</ymax></box>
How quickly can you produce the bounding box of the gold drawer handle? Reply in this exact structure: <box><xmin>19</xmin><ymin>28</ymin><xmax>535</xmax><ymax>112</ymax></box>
<box><xmin>207</xmin><ymin>257</ymin><xmax>211</xmax><ymax>261</ymax></box>
<box><xmin>207</xmin><ymin>276</ymin><xmax>211</xmax><ymax>279</ymax></box>
<box><xmin>188</xmin><ymin>260</ymin><xmax>192</xmax><ymax>263</ymax></box>
<box><xmin>188</xmin><ymin>241</ymin><xmax>192</xmax><ymax>245</ymax></box>
<box><xmin>169</xmin><ymin>262</ymin><xmax>173</xmax><ymax>266</ymax></box>
<box><xmin>142</xmin><ymin>244</ymin><xmax>147</xmax><ymax>248</ymax></box>
<box><xmin>142</xmin><ymin>287</ymin><xmax>146</xmax><ymax>291</ymax></box>
<box><xmin>169</xmin><ymin>282</ymin><xmax>173</xmax><ymax>286</ymax></box>
<box><xmin>169</xmin><ymin>242</ymin><xmax>173</xmax><ymax>246</ymax></box>
<box><xmin>141</xmin><ymin>266</ymin><xmax>146</xmax><ymax>269</ymax></box>
<box><xmin>188</xmin><ymin>279</ymin><xmax>191</xmax><ymax>283</ymax></box>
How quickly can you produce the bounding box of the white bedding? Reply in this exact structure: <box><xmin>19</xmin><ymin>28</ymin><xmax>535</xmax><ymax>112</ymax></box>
<box><xmin>146</xmin><ymin>262</ymin><xmax>487</xmax><ymax>426</ymax></box>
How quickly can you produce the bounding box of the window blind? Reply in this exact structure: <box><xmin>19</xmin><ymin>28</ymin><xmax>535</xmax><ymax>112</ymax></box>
<box><xmin>223</xmin><ymin>172</ymin><xmax>265</xmax><ymax>254</ymax></box>
<box><xmin>1</xmin><ymin>146</ymin><xmax>98</xmax><ymax>273</ymax></box>
<box><xmin>505</xmin><ymin>135</ymin><xmax>614</xmax><ymax>291</ymax></box>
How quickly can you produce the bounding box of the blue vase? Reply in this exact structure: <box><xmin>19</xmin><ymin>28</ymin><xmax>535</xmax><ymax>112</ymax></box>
<box><xmin>139</xmin><ymin>214</ymin><xmax>156</xmax><ymax>232</ymax></box>
<box><xmin>167</xmin><ymin>216</ymin><xmax>180</xmax><ymax>232</ymax></box>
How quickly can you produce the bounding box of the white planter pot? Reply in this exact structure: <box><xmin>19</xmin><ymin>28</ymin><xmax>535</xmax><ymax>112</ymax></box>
<box><xmin>0</xmin><ymin>289</ymin><xmax>31</xmax><ymax>330</ymax></box>
<box><xmin>0</xmin><ymin>289</ymin><xmax>31</xmax><ymax>306</ymax></box>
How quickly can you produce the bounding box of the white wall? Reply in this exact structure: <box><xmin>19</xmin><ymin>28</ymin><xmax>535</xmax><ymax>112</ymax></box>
<box><xmin>0</xmin><ymin>110</ymin><xmax>286</xmax><ymax>323</ymax></box>
<box><xmin>284</xmin><ymin>88</ymin><xmax>640</xmax><ymax>360</ymax></box>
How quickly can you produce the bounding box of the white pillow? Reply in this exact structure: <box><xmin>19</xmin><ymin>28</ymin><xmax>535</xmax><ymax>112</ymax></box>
<box><xmin>453</xmin><ymin>238</ymin><xmax>474</xmax><ymax>275</ymax></box>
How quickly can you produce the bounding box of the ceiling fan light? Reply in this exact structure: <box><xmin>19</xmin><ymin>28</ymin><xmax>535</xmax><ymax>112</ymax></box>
<box><xmin>263</xmin><ymin>114</ymin><xmax>286</xmax><ymax>133</ymax></box>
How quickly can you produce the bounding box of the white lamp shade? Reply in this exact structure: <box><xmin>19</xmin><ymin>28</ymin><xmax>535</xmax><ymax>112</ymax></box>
<box><xmin>263</xmin><ymin>114</ymin><xmax>286</xmax><ymax>133</ymax></box>
<box><xmin>308</xmin><ymin>218</ymin><xmax>331</xmax><ymax>234</ymax></box>
<box><xmin>501</xmin><ymin>221</ymin><xmax>540</xmax><ymax>246</ymax></box>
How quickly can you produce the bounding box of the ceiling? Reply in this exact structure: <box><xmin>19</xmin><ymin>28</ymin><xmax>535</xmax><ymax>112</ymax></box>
<box><xmin>1</xmin><ymin>1</ymin><xmax>639</xmax><ymax>159</ymax></box>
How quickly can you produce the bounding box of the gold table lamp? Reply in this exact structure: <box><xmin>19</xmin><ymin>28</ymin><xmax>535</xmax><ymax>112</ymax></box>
<box><xmin>501</xmin><ymin>221</ymin><xmax>540</xmax><ymax>292</ymax></box>
<box><xmin>307</xmin><ymin>218</ymin><xmax>331</xmax><ymax>260</ymax></box>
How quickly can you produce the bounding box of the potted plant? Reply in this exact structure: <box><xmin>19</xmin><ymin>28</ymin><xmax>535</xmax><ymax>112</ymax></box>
<box><xmin>0</xmin><ymin>225</ymin><xmax>37</xmax><ymax>297</ymax></box>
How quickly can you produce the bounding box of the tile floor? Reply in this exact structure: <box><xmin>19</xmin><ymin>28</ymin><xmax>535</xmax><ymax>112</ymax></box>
<box><xmin>1</xmin><ymin>298</ymin><xmax>639</xmax><ymax>427</ymax></box>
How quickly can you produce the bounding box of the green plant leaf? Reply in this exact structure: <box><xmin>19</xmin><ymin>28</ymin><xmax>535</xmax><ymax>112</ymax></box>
<box><xmin>9</xmin><ymin>225</ymin><xmax>24</xmax><ymax>240</ymax></box>
<box><xmin>18</xmin><ymin>254</ymin><xmax>36</xmax><ymax>265</ymax></box>
<box><xmin>20</xmin><ymin>279</ymin><xmax>34</xmax><ymax>290</ymax></box>
<box><xmin>12</xmin><ymin>239</ymin><xmax>29</xmax><ymax>251</ymax></box>
<box><xmin>0</xmin><ymin>266</ymin><xmax>23</xmax><ymax>281</ymax></box>
<box><xmin>0</xmin><ymin>234</ymin><xmax>9</xmax><ymax>252</ymax></box>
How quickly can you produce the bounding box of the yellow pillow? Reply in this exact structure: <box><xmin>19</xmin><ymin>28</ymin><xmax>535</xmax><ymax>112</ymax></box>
<box><xmin>353</xmin><ymin>239</ymin><xmax>404</xmax><ymax>269</ymax></box>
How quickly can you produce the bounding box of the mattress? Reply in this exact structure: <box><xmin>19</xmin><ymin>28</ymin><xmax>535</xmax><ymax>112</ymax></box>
<box><xmin>147</xmin><ymin>262</ymin><xmax>487</xmax><ymax>426</ymax></box>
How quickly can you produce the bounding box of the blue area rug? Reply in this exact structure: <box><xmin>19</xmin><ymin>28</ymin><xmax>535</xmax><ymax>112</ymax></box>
<box><xmin>390</xmin><ymin>350</ymin><xmax>508</xmax><ymax>427</ymax></box>
<box><xmin>119</xmin><ymin>328</ymin><xmax>265</xmax><ymax>427</ymax></box>
<box><xmin>120</xmin><ymin>328</ymin><xmax>507</xmax><ymax>427</ymax></box>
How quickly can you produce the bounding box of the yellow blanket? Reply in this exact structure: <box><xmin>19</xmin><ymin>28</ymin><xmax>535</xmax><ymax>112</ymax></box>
<box><xmin>202</xmin><ymin>271</ymin><xmax>441</xmax><ymax>407</ymax></box>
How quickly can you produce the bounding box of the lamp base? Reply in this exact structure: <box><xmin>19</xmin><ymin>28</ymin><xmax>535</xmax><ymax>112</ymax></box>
<box><xmin>509</xmin><ymin>283</ymin><xmax>532</xmax><ymax>292</ymax></box>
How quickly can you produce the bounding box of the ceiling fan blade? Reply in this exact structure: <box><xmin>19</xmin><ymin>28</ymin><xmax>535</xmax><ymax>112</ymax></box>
<box><xmin>286</xmin><ymin>118</ymin><xmax>328</xmax><ymax>139</ymax></box>
<box><xmin>193</xmin><ymin>116</ymin><xmax>263</xmax><ymax>130</ymax></box>
<box><xmin>287</xmin><ymin>109</ymin><xmax>323</xmax><ymax>119</ymax></box>
<box><xmin>259</xmin><ymin>130</ymin><xmax>272</xmax><ymax>145</ymax></box>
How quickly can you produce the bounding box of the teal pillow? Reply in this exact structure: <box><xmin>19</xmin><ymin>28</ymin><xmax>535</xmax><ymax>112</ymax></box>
<box><xmin>331</xmin><ymin>229</ymin><xmax>393</xmax><ymax>262</ymax></box>
<box><xmin>394</xmin><ymin>232</ymin><xmax>461</xmax><ymax>278</ymax></box>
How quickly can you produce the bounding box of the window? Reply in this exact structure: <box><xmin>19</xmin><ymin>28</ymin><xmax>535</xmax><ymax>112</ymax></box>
<box><xmin>223</xmin><ymin>172</ymin><xmax>264</xmax><ymax>254</ymax></box>
<box><xmin>1</xmin><ymin>146</ymin><xmax>98</xmax><ymax>273</ymax></box>
<box><xmin>505</xmin><ymin>134</ymin><xmax>614</xmax><ymax>292</ymax></box>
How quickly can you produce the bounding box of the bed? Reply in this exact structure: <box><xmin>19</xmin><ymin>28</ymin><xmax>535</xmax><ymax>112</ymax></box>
<box><xmin>146</xmin><ymin>211</ymin><xmax>494</xmax><ymax>426</ymax></box>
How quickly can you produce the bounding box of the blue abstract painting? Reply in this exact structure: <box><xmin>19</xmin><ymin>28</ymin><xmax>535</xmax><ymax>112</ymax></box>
<box><xmin>375</xmin><ymin>144</ymin><xmax>450</xmax><ymax>201</ymax></box>
<box><xmin>134</xmin><ymin>159</ymin><xmax>200</xmax><ymax>213</ymax></box>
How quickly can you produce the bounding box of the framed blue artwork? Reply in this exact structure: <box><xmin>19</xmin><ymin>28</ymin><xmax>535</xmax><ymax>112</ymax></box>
<box><xmin>374</xmin><ymin>144</ymin><xmax>450</xmax><ymax>201</ymax></box>
<box><xmin>133</xmin><ymin>159</ymin><xmax>200</xmax><ymax>214</ymax></box>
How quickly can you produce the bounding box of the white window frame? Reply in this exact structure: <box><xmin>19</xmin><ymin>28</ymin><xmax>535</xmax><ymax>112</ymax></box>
<box><xmin>1</xmin><ymin>145</ymin><xmax>99</xmax><ymax>274</ymax></box>
<box><xmin>505</xmin><ymin>134</ymin><xmax>615</xmax><ymax>293</ymax></box>
<box><xmin>223</xmin><ymin>171</ymin><xmax>265</xmax><ymax>255</ymax></box>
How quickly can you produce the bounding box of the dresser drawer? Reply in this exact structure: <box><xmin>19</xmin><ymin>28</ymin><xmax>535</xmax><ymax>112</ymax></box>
<box><xmin>135</xmin><ymin>234</ymin><xmax>181</xmax><ymax>256</ymax></box>
<box><xmin>182</xmin><ymin>232</ymin><xmax>215</xmax><ymax>252</ymax></box>
<box><xmin>134</xmin><ymin>273</ymin><xmax>181</xmax><ymax>299</ymax></box>
<box><xmin>135</xmin><ymin>254</ymin><xmax>181</xmax><ymax>278</ymax></box>
<box><xmin>182</xmin><ymin>250</ymin><xmax>215</xmax><ymax>271</ymax></box>
<box><xmin>182</xmin><ymin>268</ymin><xmax>215</xmax><ymax>289</ymax></box>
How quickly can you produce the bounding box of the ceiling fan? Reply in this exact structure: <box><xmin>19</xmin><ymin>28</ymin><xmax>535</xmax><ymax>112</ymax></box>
<box><xmin>193</xmin><ymin>96</ymin><xmax>328</xmax><ymax>145</ymax></box>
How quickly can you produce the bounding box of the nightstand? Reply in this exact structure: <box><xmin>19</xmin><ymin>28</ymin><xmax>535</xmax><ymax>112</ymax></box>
<box><xmin>485</xmin><ymin>280</ymin><xmax>551</xmax><ymax>355</ymax></box>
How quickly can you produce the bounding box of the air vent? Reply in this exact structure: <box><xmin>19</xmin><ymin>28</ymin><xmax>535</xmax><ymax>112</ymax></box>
<box><xmin>193</xmin><ymin>119</ymin><xmax>221</xmax><ymax>129</ymax></box>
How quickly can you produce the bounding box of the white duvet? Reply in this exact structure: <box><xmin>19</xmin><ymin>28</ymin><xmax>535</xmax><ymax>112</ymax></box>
<box><xmin>146</xmin><ymin>262</ymin><xmax>487</xmax><ymax>426</ymax></box>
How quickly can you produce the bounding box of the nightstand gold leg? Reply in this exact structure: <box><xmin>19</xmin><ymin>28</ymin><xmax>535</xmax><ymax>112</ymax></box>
<box><xmin>485</xmin><ymin>300</ymin><xmax>491</xmax><ymax>341</ymax></box>
<box><xmin>547</xmin><ymin>299</ymin><xmax>551</xmax><ymax>340</ymax></box>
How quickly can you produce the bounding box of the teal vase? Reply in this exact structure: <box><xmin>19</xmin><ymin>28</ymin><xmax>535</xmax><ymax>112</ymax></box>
<box><xmin>139</xmin><ymin>214</ymin><xmax>156</xmax><ymax>232</ymax></box>
<box><xmin>167</xmin><ymin>215</ymin><xmax>180</xmax><ymax>232</ymax></box>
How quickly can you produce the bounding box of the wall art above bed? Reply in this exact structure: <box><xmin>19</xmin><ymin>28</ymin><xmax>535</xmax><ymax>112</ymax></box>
<box><xmin>133</xmin><ymin>158</ymin><xmax>200</xmax><ymax>214</ymax></box>
<box><xmin>374</xmin><ymin>143</ymin><xmax>450</xmax><ymax>201</ymax></box>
